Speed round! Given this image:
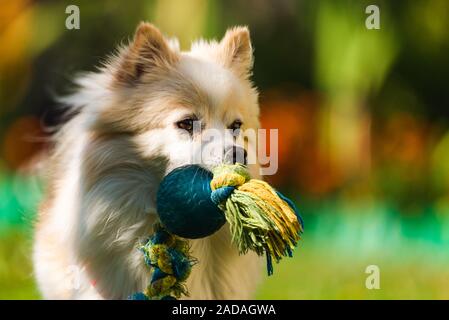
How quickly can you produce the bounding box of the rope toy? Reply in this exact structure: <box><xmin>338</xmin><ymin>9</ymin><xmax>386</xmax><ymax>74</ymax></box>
<box><xmin>130</xmin><ymin>224</ymin><xmax>196</xmax><ymax>300</ymax></box>
<box><xmin>131</xmin><ymin>163</ymin><xmax>303</xmax><ymax>300</ymax></box>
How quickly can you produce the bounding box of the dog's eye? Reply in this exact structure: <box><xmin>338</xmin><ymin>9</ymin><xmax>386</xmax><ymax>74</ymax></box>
<box><xmin>176</xmin><ymin>118</ymin><xmax>195</xmax><ymax>133</ymax></box>
<box><xmin>229</xmin><ymin>120</ymin><xmax>243</xmax><ymax>135</ymax></box>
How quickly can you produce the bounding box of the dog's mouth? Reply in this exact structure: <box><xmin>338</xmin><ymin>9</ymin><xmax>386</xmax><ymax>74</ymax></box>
<box><xmin>195</xmin><ymin>145</ymin><xmax>248</xmax><ymax>171</ymax></box>
<box><xmin>223</xmin><ymin>146</ymin><xmax>248</xmax><ymax>166</ymax></box>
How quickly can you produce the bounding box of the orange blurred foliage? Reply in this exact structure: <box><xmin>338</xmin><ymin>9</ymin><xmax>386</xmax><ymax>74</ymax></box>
<box><xmin>2</xmin><ymin>116</ymin><xmax>46</xmax><ymax>170</ymax></box>
<box><xmin>375</xmin><ymin>112</ymin><xmax>430</xmax><ymax>168</ymax></box>
<box><xmin>260</xmin><ymin>90</ymin><xmax>342</xmax><ymax>195</ymax></box>
<box><xmin>0</xmin><ymin>0</ymin><xmax>33</xmax><ymax>113</ymax></box>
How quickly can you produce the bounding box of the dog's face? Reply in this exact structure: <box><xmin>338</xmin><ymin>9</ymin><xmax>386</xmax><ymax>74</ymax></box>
<box><xmin>93</xmin><ymin>23</ymin><xmax>259</xmax><ymax>175</ymax></box>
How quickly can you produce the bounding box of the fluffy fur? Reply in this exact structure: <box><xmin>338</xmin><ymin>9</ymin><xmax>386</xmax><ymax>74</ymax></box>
<box><xmin>33</xmin><ymin>23</ymin><xmax>263</xmax><ymax>299</ymax></box>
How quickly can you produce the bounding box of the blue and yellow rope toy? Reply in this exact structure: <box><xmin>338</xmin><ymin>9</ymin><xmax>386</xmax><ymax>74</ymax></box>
<box><xmin>131</xmin><ymin>164</ymin><xmax>303</xmax><ymax>300</ymax></box>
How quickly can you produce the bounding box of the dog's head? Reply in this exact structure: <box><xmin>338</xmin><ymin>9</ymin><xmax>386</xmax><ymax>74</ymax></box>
<box><xmin>89</xmin><ymin>22</ymin><xmax>259</xmax><ymax>176</ymax></box>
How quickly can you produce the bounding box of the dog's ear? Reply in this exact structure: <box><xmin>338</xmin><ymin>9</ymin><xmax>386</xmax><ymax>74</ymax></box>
<box><xmin>114</xmin><ymin>22</ymin><xmax>178</xmax><ymax>85</ymax></box>
<box><xmin>220</xmin><ymin>26</ymin><xmax>253</xmax><ymax>78</ymax></box>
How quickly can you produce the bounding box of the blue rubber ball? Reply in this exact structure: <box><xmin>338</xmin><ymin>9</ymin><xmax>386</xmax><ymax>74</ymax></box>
<box><xmin>156</xmin><ymin>165</ymin><xmax>226</xmax><ymax>239</ymax></box>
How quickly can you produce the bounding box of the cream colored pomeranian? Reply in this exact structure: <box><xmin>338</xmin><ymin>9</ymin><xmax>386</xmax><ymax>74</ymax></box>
<box><xmin>33</xmin><ymin>22</ymin><xmax>263</xmax><ymax>299</ymax></box>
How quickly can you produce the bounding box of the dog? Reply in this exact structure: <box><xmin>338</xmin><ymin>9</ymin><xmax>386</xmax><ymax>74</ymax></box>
<box><xmin>33</xmin><ymin>22</ymin><xmax>263</xmax><ymax>299</ymax></box>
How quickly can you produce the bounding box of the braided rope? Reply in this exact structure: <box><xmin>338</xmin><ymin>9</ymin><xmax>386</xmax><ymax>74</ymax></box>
<box><xmin>129</xmin><ymin>224</ymin><xmax>196</xmax><ymax>300</ymax></box>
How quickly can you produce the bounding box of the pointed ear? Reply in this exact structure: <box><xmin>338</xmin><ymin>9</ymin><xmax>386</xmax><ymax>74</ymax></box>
<box><xmin>114</xmin><ymin>22</ymin><xmax>178</xmax><ymax>85</ymax></box>
<box><xmin>220</xmin><ymin>26</ymin><xmax>253</xmax><ymax>78</ymax></box>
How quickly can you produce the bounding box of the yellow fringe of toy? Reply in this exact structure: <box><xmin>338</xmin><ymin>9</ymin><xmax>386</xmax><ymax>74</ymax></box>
<box><xmin>210</xmin><ymin>164</ymin><xmax>303</xmax><ymax>274</ymax></box>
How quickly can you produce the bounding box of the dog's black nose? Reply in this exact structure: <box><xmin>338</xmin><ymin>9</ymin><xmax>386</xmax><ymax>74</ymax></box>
<box><xmin>224</xmin><ymin>146</ymin><xmax>247</xmax><ymax>165</ymax></box>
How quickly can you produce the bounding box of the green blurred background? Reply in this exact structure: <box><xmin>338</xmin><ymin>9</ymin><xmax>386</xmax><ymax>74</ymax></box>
<box><xmin>1</xmin><ymin>0</ymin><xmax>449</xmax><ymax>299</ymax></box>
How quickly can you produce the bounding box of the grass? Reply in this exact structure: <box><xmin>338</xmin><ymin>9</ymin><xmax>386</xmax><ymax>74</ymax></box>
<box><xmin>2</xmin><ymin>225</ymin><xmax>449</xmax><ymax>300</ymax></box>
<box><xmin>0</xmin><ymin>230</ymin><xmax>40</xmax><ymax>299</ymax></box>
<box><xmin>2</xmin><ymin>172</ymin><xmax>449</xmax><ymax>299</ymax></box>
<box><xmin>255</xmin><ymin>206</ymin><xmax>449</xmax><ymax>299</ymax></box>
<box><xmin>256</xmin><ymin>242</ymin><xmax>449</xmax><ymax>299</ymax></box>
